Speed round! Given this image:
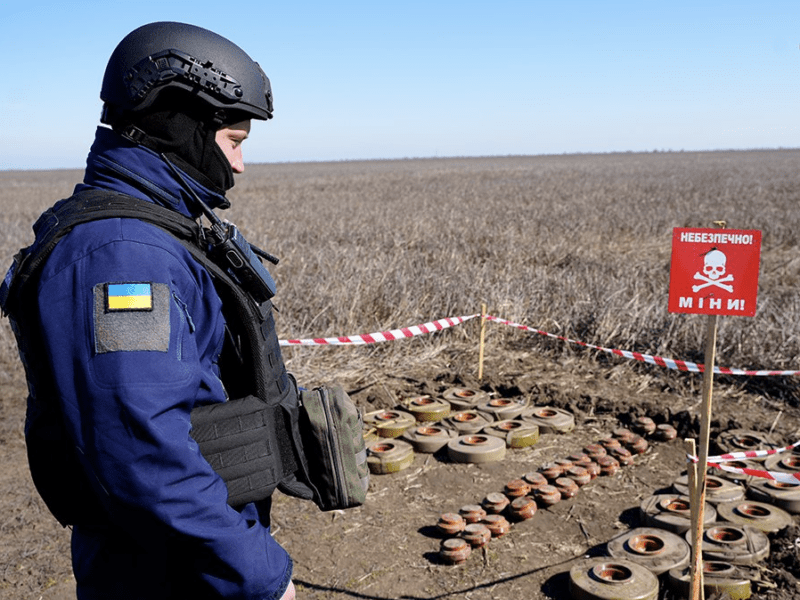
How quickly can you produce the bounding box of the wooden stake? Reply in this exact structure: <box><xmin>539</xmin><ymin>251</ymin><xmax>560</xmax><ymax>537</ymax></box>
<box><xmin>684</xmin><ymin>438</ymin><xmax>703</xmax><ymax>600</ymax></box>
<box><xmin>477</xmin><ymin>303</ymin><xmax>487</xmax><ymax>381</ymax></box>
<box><xmin>690</xmin><ymin>313</ymin><xmax>719</xmax><ymax>600</ymax></box>
<box><xmin>687</xmin><ymin>220</ymin><xmax>726</xmax><ymax>599</ymax></box>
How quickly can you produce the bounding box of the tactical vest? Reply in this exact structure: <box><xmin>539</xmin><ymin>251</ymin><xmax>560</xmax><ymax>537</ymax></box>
<box><xmin>1</xmin><ymin>190</ymin><xmax>312</xmax><ymax>526</ymax></box>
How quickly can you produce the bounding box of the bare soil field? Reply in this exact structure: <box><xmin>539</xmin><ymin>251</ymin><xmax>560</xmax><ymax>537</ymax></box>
<box><xmin>1</xmin><ymin>151</ymin><xmax>799</xmax><ymax>599</ymax></box>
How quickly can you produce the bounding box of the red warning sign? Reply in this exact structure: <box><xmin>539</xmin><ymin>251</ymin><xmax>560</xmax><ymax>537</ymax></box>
<box><xmin>668</xmin><ymin>228</ymin><xmax>761</xmax><ymax>316</ymax></box>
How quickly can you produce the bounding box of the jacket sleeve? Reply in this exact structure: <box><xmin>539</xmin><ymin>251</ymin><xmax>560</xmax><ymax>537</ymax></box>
<box><xmin>36</xmin><ymin>219</ymin><xmax>291</xmax><ymax>599</ymax></box>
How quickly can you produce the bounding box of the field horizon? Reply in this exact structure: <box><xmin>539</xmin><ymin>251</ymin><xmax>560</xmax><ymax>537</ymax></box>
<box><xmin>4</xmin><ymin>144</ymin><xmax>800</xmax><ymax>173</ymax></box>
<box><xmin>1</xmin><ymin>148</ymin><xmax>799</xmax><ymax>599</ymax></box>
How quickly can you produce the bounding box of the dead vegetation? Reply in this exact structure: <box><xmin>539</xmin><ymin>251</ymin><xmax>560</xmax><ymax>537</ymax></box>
<box><xmin>221</xmin><ymin>150</ymin><xmax>800</xmax><ymax>393</ymax></box>
<box><xmin>0</xmin><ymin>150</ymin><xmax>799</xmax><ymax>599</ymax></box>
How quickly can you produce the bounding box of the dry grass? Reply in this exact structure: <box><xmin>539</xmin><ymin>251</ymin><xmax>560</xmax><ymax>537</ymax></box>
<box><xmin>0</xmin><ymin>150</ymin><xmax>799</xmax><ymax>598</ymax></box>
<box><xmin>1</xmin><ymin>151</ymin><xmax>799</xmax><ymax>394</ymax></box>
<box><xmin>219</xmin><ymin>151</ymin><xmax>800</xmax><ymax>391</ymax></box>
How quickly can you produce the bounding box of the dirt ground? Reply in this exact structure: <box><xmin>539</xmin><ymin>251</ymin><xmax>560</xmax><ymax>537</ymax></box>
<box><xmin>3</xmin><ymin>347</ymin><xmax>800</xmax><ymax>599</ymax></box>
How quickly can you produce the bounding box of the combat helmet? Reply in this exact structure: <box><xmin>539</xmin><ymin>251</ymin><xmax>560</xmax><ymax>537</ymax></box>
<box><xmin>101</xmin><ymin>21</ymin><xmax>272</xmax><ymax>124</ymax></box>
<box><xmin>99</xmin><ymin>22</ymin><xmax>273</xmax><ymax>194</ymax></box>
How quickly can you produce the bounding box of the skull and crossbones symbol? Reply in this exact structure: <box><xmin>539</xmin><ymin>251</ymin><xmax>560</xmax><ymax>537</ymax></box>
<box><xmin>692</xmin><ymin>249</ymin><xmax>734</xmax><ymax>292</ymax></box>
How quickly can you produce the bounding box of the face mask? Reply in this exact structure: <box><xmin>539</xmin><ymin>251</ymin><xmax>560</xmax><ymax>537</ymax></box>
<box><xmin>116</xmin><ymin>95</ymin><xmax>236</xmax><ymax>197</ymax></box>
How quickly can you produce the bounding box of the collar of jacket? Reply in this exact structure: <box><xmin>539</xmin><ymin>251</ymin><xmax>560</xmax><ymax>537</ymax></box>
<box><xmin>75</xmin><ymin>127</ymin><xmax>231</xmax><ymax>219</ymax></box>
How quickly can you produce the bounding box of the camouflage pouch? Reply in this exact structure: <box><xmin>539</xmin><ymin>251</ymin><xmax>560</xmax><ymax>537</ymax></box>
<box><xmin>296</xmin><ymin>385</ymin><xmax>369</xmax><ymax>511</ymax></box>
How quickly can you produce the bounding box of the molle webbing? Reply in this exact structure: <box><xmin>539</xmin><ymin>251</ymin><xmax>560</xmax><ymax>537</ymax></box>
<box><xmin>189</xmin><ymin>395</ymin><xmax>288</xmax><ymax>506</ymax></box>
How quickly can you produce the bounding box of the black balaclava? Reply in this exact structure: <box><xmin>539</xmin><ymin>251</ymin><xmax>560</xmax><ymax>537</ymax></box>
<box><xmin>113</xmin><ymin>89</ymin><xmax>237</xmax><ymax>198</ymax></box>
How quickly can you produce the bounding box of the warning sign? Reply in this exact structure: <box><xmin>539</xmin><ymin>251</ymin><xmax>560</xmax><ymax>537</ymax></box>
<box><xmin>668</xmin><ymin>228</ymin><xmax>761</xmax><ymax>316</ymax></box>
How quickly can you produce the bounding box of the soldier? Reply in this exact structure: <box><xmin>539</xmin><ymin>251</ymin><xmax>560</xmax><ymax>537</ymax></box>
<box><xmin>1</xmin><ymin>22</ymin><xmax>297</xmax><ymax>599</ymax></box>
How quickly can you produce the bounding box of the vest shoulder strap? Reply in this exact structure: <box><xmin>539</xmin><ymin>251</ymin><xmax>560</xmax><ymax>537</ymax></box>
<box><xmin>6</xmin><ymin>190</ymin><xmax>201</xmax><ymax>302</ymax></box>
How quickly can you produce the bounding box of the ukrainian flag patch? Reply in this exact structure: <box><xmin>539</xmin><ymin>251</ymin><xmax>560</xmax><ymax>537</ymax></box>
<box><xmin>106</xmin><ymin>283</ymin><xmax>153</xmax><ymax>311</ymax></box>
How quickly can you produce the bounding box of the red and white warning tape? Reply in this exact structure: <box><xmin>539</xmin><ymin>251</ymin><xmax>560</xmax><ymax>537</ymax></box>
<box><xmin>710</xmin><ymin>439</ymin><xmax>800</xmax><ymax>462</ymax></box>
<box><xmin>280</xmin><ymin>313</ymin><xmax>800</xmax><ymax>376</ymax></box>
<box><xmin>687</xmin><ymin>440</ymin><xmax>800</xmax><ymax>484</ymax></box>
<box><xmin>708</xmin><ymin>461</ymin><xmax>800</xmax><ymax>485</ymax></box>
<box><xmin>280</xmin><ymin>314</ymin><xmax>479</xmax><ymax>346</ymax></box>
<box><xmin>282</xmin><ymin>314</ymin><xmax>800</xmax><ymax>482</ymax></box>
<box><xmin>484</xmin><ymin>315</ymin><xmax>800</xmax><ymax>376</ymax></box>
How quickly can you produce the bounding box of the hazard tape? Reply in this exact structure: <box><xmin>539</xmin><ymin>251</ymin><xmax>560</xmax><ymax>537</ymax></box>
<box><xmin>280</xmin><ymin>314</ymin><xmax>479</xmax><ymax>346</ymax></box>
<box><xmin>483</xmin><ymin>315</ymin><xmax>800</xmax><ymax>376</ymax></box>
<box><xmin>708</xmin><ymin>461</ymin><xmax>800</xmax><ymax>485</ymax></box>
<box><xmin>279</xmin><ymin>313</ymin><xmax>800</xmax><ymax>376</ymax></box>
<box><xmin>710</xmin><ymin>439</ymin><xmax>800</xmax><ymax>462</ymax></box>
<box><xmin>686</xmin><ymin>440</ymin><xmax>800</xmax><ymax>484</ymax></box>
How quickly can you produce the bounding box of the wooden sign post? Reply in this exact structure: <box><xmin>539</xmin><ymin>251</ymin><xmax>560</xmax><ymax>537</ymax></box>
<box><xmin>668</xmin><ymin>224</ymin><xmax>761</xmax><ymax>600</ymax></box>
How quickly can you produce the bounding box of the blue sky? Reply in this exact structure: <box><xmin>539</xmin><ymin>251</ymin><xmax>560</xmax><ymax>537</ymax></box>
<box><xmin>3</xmin><ymin>1</ymin><xmax>798</xmax><ymax>170</ymax></box>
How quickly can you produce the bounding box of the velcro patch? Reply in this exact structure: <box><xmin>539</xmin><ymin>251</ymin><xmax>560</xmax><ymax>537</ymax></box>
<box><xmin>94</xmin><ymin>282</ymin><xmax>170</xmax><ymax>353</ymax></box>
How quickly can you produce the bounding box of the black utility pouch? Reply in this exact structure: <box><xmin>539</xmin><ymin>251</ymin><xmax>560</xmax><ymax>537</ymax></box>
<box><xmin>190</xmin><ymin>395</ymin><xmax>284</xmax><ymax>508</ymax></box>
<box><xmin>295</xmin><ymin>385</ymin><xmax>370</xmax><ymax>511</ymax></box>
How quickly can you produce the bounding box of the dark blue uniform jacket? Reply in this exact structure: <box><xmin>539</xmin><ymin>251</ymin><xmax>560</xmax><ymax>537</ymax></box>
<box><xmin>26</xmin><ymin>127</ymin><xmax>292</xmax><ymax>599</ymax></box>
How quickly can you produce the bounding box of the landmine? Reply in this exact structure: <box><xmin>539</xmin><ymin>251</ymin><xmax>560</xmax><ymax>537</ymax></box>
<box><xmin>606</xmin><ymin>527</ymin><xmax>690</xmax><ymax>576</ymax></box>
<box><xmin>401</xmin><ymin>425</ymin><xmax>458</xmax><ymax>453</ymax></box>
<box><xmin>379</xmin><ymin>395</ymin><xmax>795</xmax><ymax>597</ymax></box>
<box><xmin>667</xmin><ymin>562</ymin><xmax>757</xmax><ymax>599</ymax></box>
<box><xmin>519</xmin><ymin>405</ymin><xmax>575</xmax><ymax>433</ymax></box>
<box><xmin>710</xmin><ymin>458</ymin><xmax>761</xmax><ymax>486</ymax></box>
<box><xmin>684</xmin><ymin>524</ymin><xmax>769</xmax><ymax>566</ymax></box>
<box><xmin>441</xmin><ymin>386</ymin><xmax>488</xmax><ymax>411</ymax></box>
<box><xmin>475</xmin><ymin>397</ymin><xmax>527</xmax><ymax>420</ymax></box>
<box><xmin>365</xmin><ymin>439</ymin><xmax>415</xmax><ymax>474</ymax></box>
<box><xmin>446</xmin><ymin>434</ymin><xmax>506</xmax><ymax>463</ymax></box>
<box><xmin>365</xmin><ymin>388</ymin><xmax>574</xmax><ymax>461</ymax></box>
<box><xmin>363</xmin><ymin>409</ymin><xmax>416</xmax><ymax>438</ymax></box>
<box><xmin>748</xmin><ymin>479</ymin><xmax>800</xmax><ymax>514</ymax></box>
<box><xmin>399</xmin><ymin>396</ymin><xmax>451</xmax><ymax>422</ymax></box>
<box><xmin>764</xmin><ymin>451</ymin><xmax>800</xmax><ymax>473</ymax></box>
<box><xmin>569</xmin><ymin>558</ymin><xmax>659</xmax><ymax>600</ymax></box>
<box><xmin>713</xmin><ymin>428</ymin><xmax>780</xmax><ymax>455</ymax></box>
<box><xmin>671</xmin><ymin>473</ymin><xmax>746</xmax><ymax>504</ymax></box>
<box><xmin>442</xmin><ymin>410</ymin><xmax>492</xmax><ymax>434</ymax></box>
<box><xmin>434</xmin><ymin>412</ymin><xmax>659</xmax><ymax>567</ymax></box>
<box><xmin>639</xmin><ymin>494</ymin><xmax>717</xmax><ymax>534</ymax></box>
<box><xmin>715</xmin><ymin>501</ymin><xmax>793</xmax><ymax>533</ymax></box>
<box><xmin>482</xmin><ymin>420</ymin><xmax>540</xmax><ymax>448</ymax></box>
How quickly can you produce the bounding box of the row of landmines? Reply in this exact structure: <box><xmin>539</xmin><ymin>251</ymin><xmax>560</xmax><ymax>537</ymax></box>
<box><xmin>360</xmin><ymin>388</ymin><xmax>800</xmax><ymax>600</ymax></box>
